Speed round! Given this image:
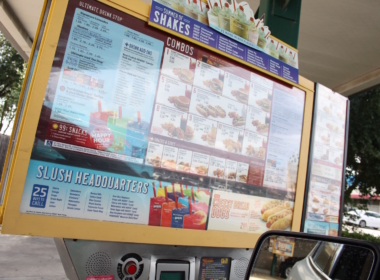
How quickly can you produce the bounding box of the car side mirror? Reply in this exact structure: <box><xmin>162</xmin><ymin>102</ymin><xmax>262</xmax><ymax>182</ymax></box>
<box><xmin>245</xmin><ymin>230</ymin><xmax>380</xmax><ymax>280</ymax></box>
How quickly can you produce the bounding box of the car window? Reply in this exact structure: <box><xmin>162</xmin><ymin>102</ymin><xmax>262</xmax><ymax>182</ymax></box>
<box><xmin>365</xmin><ymin>212</ymin><xmax>372</xmax><ymax>217</ymax></box>
<box><xmin>329</xmin><ymin>245</ymin><xmax>375</xmax><ymax>280</ymax></box>
<box><xmin>373</xmin><ymin>213</ymin><xmax>380</xmax><ymax>218</ymax></box>
<box><xmin>312</xmin><ymin>242</ymin><xmax>340</xmax><ymax>274</ymax></box>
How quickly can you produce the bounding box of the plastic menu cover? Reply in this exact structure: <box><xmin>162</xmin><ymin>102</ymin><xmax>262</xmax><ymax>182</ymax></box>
<box><xmin>303</xmin><ymin>84</ymin><xmax>348</xmax><ymax>236</ymax></box>
<box><xmin>19</xmin><ymin>0</ymin><xmax>305</xmax><ymax>234</ymax></box>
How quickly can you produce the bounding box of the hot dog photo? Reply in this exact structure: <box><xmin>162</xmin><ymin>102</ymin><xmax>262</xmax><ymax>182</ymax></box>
<box><xmin>208</xmin><ymin>190</ymin><xmax>294</xmax><ymax>233</ymax></box>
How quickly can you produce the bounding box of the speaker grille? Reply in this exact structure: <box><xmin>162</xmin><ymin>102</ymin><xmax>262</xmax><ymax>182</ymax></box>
<box><xmin>86</xmin><ymin>252</ymin><xmax>112</xmax><ymax>276</ymax></box>
<box><xmin>234</xmin><ymin>257</ymin><xmax>249</xmax><ymax>278</ymax></box>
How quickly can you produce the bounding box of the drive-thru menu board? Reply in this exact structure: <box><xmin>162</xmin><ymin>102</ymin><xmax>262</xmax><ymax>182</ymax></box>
<box><xmin>303</xmin><ymin>84</ymin><xmax>348</xmax><ymax>236</ymax></box>
<box><xmin>19</xmin><ymin>0</ymin><xmax>305</xmax><ymax>233</ymax></box>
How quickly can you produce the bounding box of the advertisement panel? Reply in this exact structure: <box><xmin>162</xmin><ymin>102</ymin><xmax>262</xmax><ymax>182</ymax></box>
<box><xmin>149</xmin><ymin>0</ymin><xmax>299</xmax><ymax>83</ymax></box>
<box><xmin>18</xmin><ymin>0</ymin><xmax>306</xmax><ymax>234</ymax></box>
<box><xmin>208</xmin><ymin>190</ymin><xmax>294</xmax><ymax>233</ymax></box>
<box><xmin>303</xmin><ymin>84</ymin><xmax>348</xmax><ymax>236</ymax></box>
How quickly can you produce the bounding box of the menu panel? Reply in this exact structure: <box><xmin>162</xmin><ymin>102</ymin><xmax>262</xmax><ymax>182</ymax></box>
<box><xmin>208</xmin><ymin>190</ymin><xmax>294</xmax><ymax>234</ymax></box>
<box><xmin>149</xmin><ymin>0</ymin><xmax>299</xmax><ymax>83</ymax></box>
<box><xmin>19</xmin><ymin>0</ymin><xmax>306</xmax><ymax>234</ymax></box>
<box><xmin>303</xmin><ymin>84</ymin><xmax>348</xmax><ymax>236</ymax></box>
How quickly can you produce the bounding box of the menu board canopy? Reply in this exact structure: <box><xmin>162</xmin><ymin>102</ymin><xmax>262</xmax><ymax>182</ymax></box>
<box><xmin>302</xmin><ymin>84</ymin><xmax>349</xmax><ymax>236</ymax></box>
<box><xmin>1</xmin><ymin>0</ymin><xmax>314</xmax><ymax>247</ymax></box>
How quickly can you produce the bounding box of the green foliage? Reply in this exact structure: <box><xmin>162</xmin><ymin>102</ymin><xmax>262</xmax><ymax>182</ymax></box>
<box><xmin>342</xmin><ymin>226</ymin><xmax>380</xmax><ymax>244</ymax></box>
<box><xmin>0</xmin><ymin>31</ymin><xmax>25</xmax><ymax>133</ymax></box>
<box><xmin>345</xmin><ymin>87</ymin><xmax>380</xmax><ymax>201</ymax></box>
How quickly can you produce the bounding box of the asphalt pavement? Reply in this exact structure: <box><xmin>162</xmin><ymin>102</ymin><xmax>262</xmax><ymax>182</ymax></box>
<box><xmin>0</xmin><ymin>227</ymin><xmax>68</xmax><ymax>280</ymax></box>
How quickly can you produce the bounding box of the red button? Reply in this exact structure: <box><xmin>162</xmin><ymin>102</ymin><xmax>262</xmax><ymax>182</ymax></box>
<box><xmin>127</xmin><ymin>264</ymin><xmax>137</xmax><ymax>275</ymax></box>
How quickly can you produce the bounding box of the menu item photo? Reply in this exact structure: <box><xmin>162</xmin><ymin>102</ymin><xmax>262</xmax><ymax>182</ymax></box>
<box><xmin>208</xmin><ymin>155</ymin><xmax>226</xmax><ymax>179</ymax></box>
<box><xmin>215</xmin><ymin>105</ymin><xmax>226</xmax><ymax>118</ymax></box>
<box><xmin>261</xmin><ymin>200</ymin><xmax>290</xmax><ymax>214</ymax></box>
<box><xmin>252</xmin><ymin>120</ymin><xmax>269</xmax><ymax>134</ymax></box>
<box><xmin>195</xmin><ymin>165</ymin><xmax>208</xmax><ymax>175</ymax></box>
<box><xmin>145</xmin><ymin>142</ymin><xmax>164</xmax><ymax>167</ymax></box>
<box><xmin>168</xmin><ymin>95</ymin><xmax>191</xmax><ymax>112</ymax></box>
<box><xmin>173</xmin><ymin>68</ymin><xmax>195</xmax><ymax>84</ymax></box>
<box><xmin>147</xmin><ymin>156</ymin><xmax>161</xmax><ymax>166</ymax></box>
<box><xmin>222</xmin><ymin>71</ymin><xmax>250</xmax><ymax>103</ymax></box>
<box><xmin>161</xmin><ymin>122</ymin><xmax>185</xmax><ymax>139</ymax></box>
<box><xmin>177</xmin><ymin>162</ymin><xmax>191</xmax><ymax>172</ymax></box>
<box><xmin>194</xmin><ymin>60</ymin><xmax>224</xmax><ymax>93</ymax></box>
<box><xmin>213</xmin><ymin>168</ymin><xmax>225</xmax><ymax>178</ymax></box>
<box><xmin>176</xmin><ymin>148</ymin><xmax>193</xmax><ymax>172</ymax></box>
<box><xmin>184</xmin><ymin>125</ymin><xmax>194</xmax><ymax>141</ymax></box>
<box><xmin>151</xmin><ymin>104</ymin><xmax>187</xmax><ymax>140</ymax></box>
<box><xmin>266</xmin><ymin>209</ymin><xmax>293</xmax><ymax>229</ymax></box>
<box><xmin>203</xmin><ymin>78</ymin><xmax>224</xmax><ymax>95</ymax></box>
<box><xmin>161</xmin><ymin>145</ymin><xmax>178</xmax><ymax>170</ymax></box>
<box><xmin>236</xmin><ymin>162</ymin><xmax>249</xmax><ymax>183</ymax></box>
<box><xmin>256</xmin><ymin>98</ymin><xmax>271</xmax><ymax>113</ymax></box>
<box><xmin>186</xmin><ymin>113</ymin><xmax>218</xmax><ymax>148</ymax></box>
<box><xmin>215</xmin><ymin>123</ymin><xmax>244</xmax><ymax>153</ymax></box>
<box><xmin>238</xmin><ymin>174</ymin><xmax>247</xmax><ymax>183</ymax></box>
<box><xmin>191</xmin><ymin>152</ymin><xmax>210</xmax><ymax>175</ymax></box>
<box><xmin>228</xmin><ymin>111</ymin><xmax>246</xmax><ymax>127</ymax></box>
<box><xmin>196</xmin><ymin>104</ymin><xmax>209</xmax><ymax>117</ymax></box>
<box><xmin>242</xmin><ymin>131</ymin><xmax>267</xmax><ymax>159</ymax></box>
<box><xmin>161</xmin><ymin>47</ymin><xmax>195</xmax><ymax>82</ymax></box>
<box><xmin>201</xmin><ymin>126</ymin><xmax>217</xmax><ymax>146</ymax></box>
<box><xmin>231</xmin><ymin>86</ymin><xmax>249</xmax><ymax>104</ymax></box>
<box><xmin>162</xmin><ymin>159</ymin><xmax>177</xmax><ymax>169</ymax></box>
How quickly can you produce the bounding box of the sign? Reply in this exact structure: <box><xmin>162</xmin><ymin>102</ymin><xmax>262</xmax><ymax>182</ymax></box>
<box><xmin>20</xmin><ymin>160</ymin><xmax>211</xmax><ymax>229</ymax></box>
<box><xmin>207</xmin><ymin>190</ymin><xmax>294</xmax><ymax>233</ymax></box>
<box><xmin>198</xmin><ymin>257</ymin><xmax>231</xmax><ymax>280</ymax></box>
<box><xmin>149</xmin><ymin>0</ymin><xmax>299</xmax><ymax>84</ymax></box>
<box><xmin>303</xmin><ymin>84</ymin><xmax>348</xmax><ymax>236</ymax></box>
<box><xmin>272</xmin><ymin>237</ymin><xmax>295</xmax><ymax>257</ymax></box>
<box><xmin>17</xmin><ymin>0</ymin><xmax>305</xmax><ymax>235</ymax></box>
<box><xmin>304</xmin><ymin>220</ymin><xmax>339</xmax><ymax>236</ymax></box>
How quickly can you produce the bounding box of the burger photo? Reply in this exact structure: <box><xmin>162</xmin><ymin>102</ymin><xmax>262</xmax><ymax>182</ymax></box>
<box><xmin>178</xmin><ymin>69</ymin><xmax>195</xmax><ymax>84</ymax></box>
<box><xmin>256</xmin><ymin>98</ymin><xmax>271</xmax><ymax>112</ymax></box>
<box><xmin>173</xmin><ymin>68</ymin><xmax>194</xmax><ymax>84</ymax></box>
<box><xmin>232</xmin><ymin>87</ymin><xmax>249</xmax><ymax>104</ymax></box>
<box><xmin>204</xmin><ymin>78</ymin><xmax>223</xmax><ymax>95</ymax></box>
<box><xmin>173</xmin><ymin>96</ymin><xmax>190</xmax><ymax>112</ymax></box>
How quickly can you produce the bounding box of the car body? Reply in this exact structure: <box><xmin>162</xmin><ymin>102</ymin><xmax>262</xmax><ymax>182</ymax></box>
<box><xmin>288</xmin><ymin>240</ymin><xmax>374</xmax><ymax>280</ymax></box>
<box><xmin>343</xmin><ymin>210</ymin><xmax>380</xmax><ymax>229</ymax></box>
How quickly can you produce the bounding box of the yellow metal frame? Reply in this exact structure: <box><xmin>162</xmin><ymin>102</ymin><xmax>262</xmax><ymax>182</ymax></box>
<box><xmin>1</xmin><ymin>0</ymin><xmax>314</xmax><ymax>248</ymax></box>
<box><xmin>0</xmin><ymin>0</ymin><xmax>49</xmax><ymax>225</ymax></box>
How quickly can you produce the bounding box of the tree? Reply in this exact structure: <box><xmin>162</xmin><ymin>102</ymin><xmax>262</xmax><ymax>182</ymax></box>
<box><xmin>345</xmin><ymin>87</ymin><xmax>380</xmax><ymax>201</ymax></box>
<box><xmin>0</xmin><ymin>31</ymin><xmax>25</xmax><ymax>134</ymax></box>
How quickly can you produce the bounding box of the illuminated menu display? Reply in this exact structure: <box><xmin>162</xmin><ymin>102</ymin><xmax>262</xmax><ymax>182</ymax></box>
<box><xmin>18</xmin><ymin>0</ymin><xmax>306</xmax><ymax>233</ymax></box>
<box><xmin>303</xmin><ymin>84</ymin><xmax>348</xmax><ymax>236</ymax></box>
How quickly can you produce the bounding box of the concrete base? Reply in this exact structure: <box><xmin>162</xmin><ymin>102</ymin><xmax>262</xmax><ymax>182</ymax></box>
<box><xmin>0</xmin><ymin>226</ymin><xmax>68</xmax><ymax>279</ymax></box>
